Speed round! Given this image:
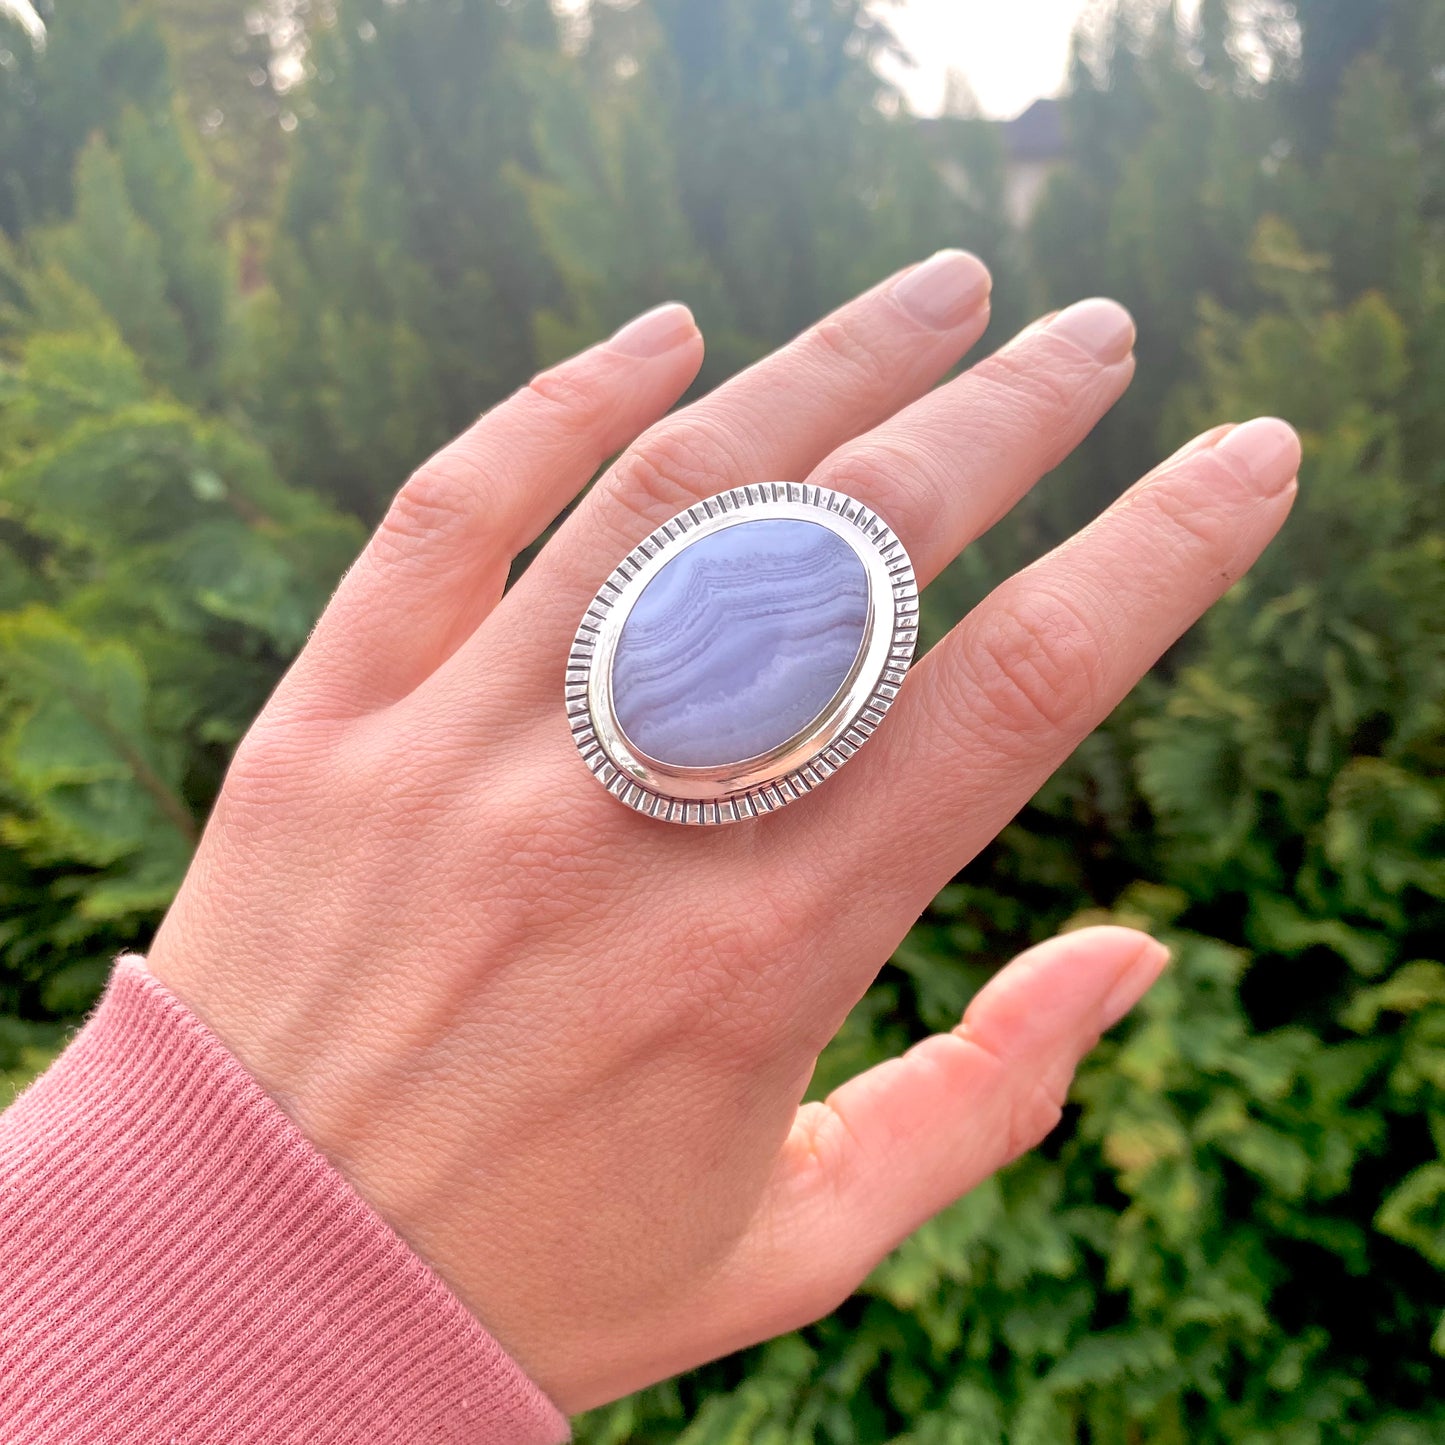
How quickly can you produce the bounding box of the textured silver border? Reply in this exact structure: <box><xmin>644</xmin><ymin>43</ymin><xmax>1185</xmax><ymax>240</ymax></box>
<box><xmin>566</xmin><ymin>483</ymin><xmax>917</xmax><ymax>825</ymax></box>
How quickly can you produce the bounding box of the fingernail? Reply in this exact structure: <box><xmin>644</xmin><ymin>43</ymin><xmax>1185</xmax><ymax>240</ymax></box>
<box><xmin>609</xmin><ymin>302</ymin><xmax>697</xmax><ymax>358</ymax></box>
<box><xmin>1098</xmin><ymin>938</ymin><xmax>1170</xmax><ymax>1031</ymax></box>
<box><xmin>892</xmin><ymin>249</ymin><xmax>992</xmax><ymax>330</ymax></box>
<box><xmin>1211</xmin><ymin>415</ymin><xmax>1302</xmax><ymax>495</ymax></box>
<box><xmin>1046</xmin><ymin>297</ymin><xmax>1136</xmax><ymax>364</ymax></box>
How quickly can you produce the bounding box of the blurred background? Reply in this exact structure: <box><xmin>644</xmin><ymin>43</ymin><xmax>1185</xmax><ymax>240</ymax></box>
<box><xmin>0</xmin><ymin>0</ymin><xmax>1442</xmax><ymax>1438</ymax></box>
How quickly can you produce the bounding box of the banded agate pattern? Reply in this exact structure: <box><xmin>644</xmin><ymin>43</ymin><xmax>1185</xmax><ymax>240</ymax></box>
<box><xmin>610</xmin><ymin>518</ymin><xmax>870</xmax><ymax>769</ymax></box>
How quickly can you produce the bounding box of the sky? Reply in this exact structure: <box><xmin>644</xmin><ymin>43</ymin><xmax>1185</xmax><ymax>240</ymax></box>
<box><xmin>875</xmin><ymin>0</ymin><xmax>1095</xmax><ymax>119</ymax></box>
<box><xmin>0</xmin><ymin>0</ymin><xmax>42</xmax><ymax>43</ymax></box>
<box><xmin>547</xmin><ymin>0</ymin><xmax>1100</xmax><ymax>122</ymax></box>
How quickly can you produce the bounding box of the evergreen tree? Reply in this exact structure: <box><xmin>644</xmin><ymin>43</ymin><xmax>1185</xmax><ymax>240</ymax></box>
<box><xmin>571</xmin><ymin>0</ymin><xmax>990</xmax><ymax>348</ymax></box>
<box><xmin>246</xmin><ymin>0</ymin><xmax>569</xmax><ymax>518</ymax></box>
<box><xmin>1026</xmin><ymin>1</ymin><xmax>1287</xmax><ymax>539</ymax></box>
<box><xmin>0</xmin><ymin>0</ymin><xmax>171</xmax><ymax>236</ymax></box>
<box><xmin>151</xmin><ymin>0</ymin><xmax>297</xmax><ymax>222</ymax></box>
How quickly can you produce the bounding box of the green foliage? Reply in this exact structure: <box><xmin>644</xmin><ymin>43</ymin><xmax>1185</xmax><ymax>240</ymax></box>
<box><xmin>0</xmin><ymin>304</ymin><xmax>360</xmax><ymax>985</ymax></box>
<box><xmin>0</xmin><ymin>29</ymin><xmax>360</xmax><ymax>1058</ymax></box>
<box><xmin>0</xmin><ymin>0</ymin><xmax>171</xmax><ymax>237</ymax></box>
<box><xmin>1</xmin><ymin>0</ymin><xmax>1442</xmax><ymax>1439</ymax></box>
<box><xmin>244</xmin><ymin>0</ymin><xmax>569</xmax><ymax>516</ymax></box>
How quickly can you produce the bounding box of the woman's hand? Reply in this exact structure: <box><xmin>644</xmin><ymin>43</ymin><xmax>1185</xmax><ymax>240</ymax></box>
<box><xmin>146</xmin><ymin>252</ymin><xmax>1299</xmax><ymax>1411</ymax></box>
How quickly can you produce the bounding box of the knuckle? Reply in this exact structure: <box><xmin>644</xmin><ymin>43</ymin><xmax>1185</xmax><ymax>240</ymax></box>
<box><xmin>791</xmin><ymin>1262</ymin><xmax>863</xmax><ymax>1329</ymax></box>
<box><xmin>607</xmin><ymin>414</ymin><xmax>740</xmax><ymax>531</ymax></box>
<box><xmin>525</xmin><ymin>356</ymin><xmax>609</xmax><ymax>430</ymax></box>
<box><xmin>1136</xmin><ymin>456</ymin><xmax>1259</xmax><ymax>572</ymax></box>
<box><xmin>947</xmin><ymin>583</ymin><xmax>1104</xmax><ymax>743</ymax></box>
<box><xmin>807</xmin><ymin>312</ymin><xmax>894</xmax><ymax>395</ymax></box>
<box><xmin>953</xmin><ymin>1031</ymin><xmax>1069</xmax><ymax>1164</ymax></box>
<box><xmin>671</xmin><ymin>935</ymin><xmax>786</xmax><ymax>1066</ymax></box>
<box><xmin>222</xmin><ymin>713</ymin><xmax>342</xmax><ymax>816</ymax></box>
<box><xmin>970</xmin><ymin>339</ymin><xmax>1097</xmax><ymax>425</ymax></box>
<box><xmin>655</xmin><ymin>883</ymin><xmax>820</xmax><ymax>1069</ymax></box>
<box><xmin>372</xmin><ymin>450</ymin><xmax>489</xmax><ymax>568</ymax></box>
<box><xmin>223</xmin><ymin>722</ymin><xmax>294</xmax><ymax>804</ymax></box>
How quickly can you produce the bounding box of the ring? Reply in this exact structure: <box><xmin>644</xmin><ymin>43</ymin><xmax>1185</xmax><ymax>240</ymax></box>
<box><xmin>566</xmin><ymin>483</ymin><xmax>918</xmax><ymax>825</ymax></box>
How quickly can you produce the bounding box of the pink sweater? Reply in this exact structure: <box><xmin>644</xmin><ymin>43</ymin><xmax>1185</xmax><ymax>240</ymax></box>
<box><xmin>0</xmin><ymin>957</ymin><xmax>570</xmax><ymax>1443</ymax></box>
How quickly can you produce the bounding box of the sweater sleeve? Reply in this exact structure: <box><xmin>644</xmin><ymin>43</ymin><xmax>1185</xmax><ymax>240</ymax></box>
<box><xmin>0</xmin><ymin>956</ymin><xmax>570</xmax><ymax>1445</ymax></box>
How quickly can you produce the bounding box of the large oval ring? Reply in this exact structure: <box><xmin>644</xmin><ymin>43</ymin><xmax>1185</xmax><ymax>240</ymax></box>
<box><xmin>566</xmin><ymin>483</ymin><xmax>918</xmax><ymax>825</ymax></box>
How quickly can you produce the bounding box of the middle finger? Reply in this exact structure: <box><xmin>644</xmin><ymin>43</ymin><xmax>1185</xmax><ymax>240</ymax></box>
<box><xmin>803</xmin><ymin>297</ymin><xmax>1135</xmax><ymax>584</ymax></box>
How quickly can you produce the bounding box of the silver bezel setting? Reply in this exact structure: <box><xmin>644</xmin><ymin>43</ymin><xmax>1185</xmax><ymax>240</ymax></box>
<box><xmin>566</xmin><ymin>483</ymin><xmax>918</xmax><ymax>825</ymax></box>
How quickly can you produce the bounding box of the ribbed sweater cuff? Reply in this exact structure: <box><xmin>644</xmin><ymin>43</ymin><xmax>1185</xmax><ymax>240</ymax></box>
<box><xmin>0</xmin><ymin>956</ymin><xmax>569</xmax><ymax>1444</ymax></box>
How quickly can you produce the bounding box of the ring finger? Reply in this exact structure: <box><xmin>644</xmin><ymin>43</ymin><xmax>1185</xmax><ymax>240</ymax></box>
<box><xmin>803</xmin><ymin>296</ymin><xmax>1135</xmax><ymax>584</ymax></box>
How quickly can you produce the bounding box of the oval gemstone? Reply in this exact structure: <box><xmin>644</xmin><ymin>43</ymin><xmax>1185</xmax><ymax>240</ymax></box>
<box><xmin>610</xmin><ymin>518</ymin><xmax>870</xmax><ymax>768</ymax></box>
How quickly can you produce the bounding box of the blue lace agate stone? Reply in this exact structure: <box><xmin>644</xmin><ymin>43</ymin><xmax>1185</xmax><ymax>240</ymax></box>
<box><xmin>611</xmin><ymin>518</ymin><xmax>870</xmax><ymax>768</ymax></box>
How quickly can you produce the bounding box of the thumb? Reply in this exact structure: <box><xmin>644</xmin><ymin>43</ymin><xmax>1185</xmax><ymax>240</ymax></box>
<box><xmin>732</xmin><ymin>926</ymin><xmax>1168</xmax><ymax>1331</ymax></box>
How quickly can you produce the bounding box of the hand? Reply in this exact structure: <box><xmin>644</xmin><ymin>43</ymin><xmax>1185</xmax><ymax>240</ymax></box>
<box><xmin>146</xmin><ymin>251</ymin><xmax>1299</xmax><ymax>1411</ymax></box>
